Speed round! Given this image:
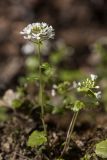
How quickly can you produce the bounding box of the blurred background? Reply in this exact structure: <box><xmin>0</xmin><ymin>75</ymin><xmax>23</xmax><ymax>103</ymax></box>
<box><xmin>0</xmin><ymin>0</ymin><xmax>107</xmax><ymax>108</ymax></box>
<box><xmin>0</xmin><ymin>2</ymin><xmax>107</xmax><ymax>159</ymax></box>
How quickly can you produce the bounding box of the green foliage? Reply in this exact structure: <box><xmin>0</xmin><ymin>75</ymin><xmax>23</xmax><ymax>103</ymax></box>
<box><xmin>93</xmin><ymin>41</ymin><xmax>107</xmax><ymax>111</ymax></box>
<box><xmin>27</xmin><ymin>131</ymin><xmax>47</xmax><ymax>148</ymax></box>
<box><xmin>57</xmin><ymin>81</ymin><xmax>70</xmax><ymax>95</ymax></box>
<box><xmin>56</xmin><ymin>75</ymin><xmax>100</xmax><ymax>113</ymax></box>
<box><xmin>76</xmin><ymin>75</ymin><xmax>101</xmax><ymax>109</ymax></box>
<box><xmin>49</xmin><ymin>41</ymin><xmax>69</xmax><ymax>65</ymax></box>
<box><xmin>63</xmin><ymin>95</ymin><xmax>76</xmax><ymax>106</ymax></box>
<box><xmin>26</xmin><ymin>55</ymin><xmax>39</xmax><ymax>72</ymax></box>
<box><xmin>95</xmin><ymin>139</ymin><xmax>107</xmax><ymax>158</ymax></box>
<box><xmin>41</xmin><ymin>62</ymin><xmax>55</xmax><ymax>81</ymax></box>
<box><xmin>102</xmin><ymin>87</ymin><xmax>107</xmax><ymax>111</ymax></box>
<box><xmin>18</xmin><ymin>25</ymin><xmax>103</xmax><ymax>159</ymax></box>
<box><xmin>52</xmin><ymin>105</ymin><xmax>65</xmax><ymax>114</ymax></box>
<box><xmin>12</xmin><ymin>99</ymin><xmax>23</xmax><ymax>109</ymax></box>
<box><xmin>73</xmin><ymin>100</ymin><xmax>85</xmax><ymax>112</ymax></box>
<box><xmin>26</xmin><ymin>73</ymin><xmax>39</xmax><ymax>82</ymax></box>
<box><xmin>59</xmin><ymin>70</ymin><xmax>83</xmax><ymax>81</ymax></box>
<box><xmin>41</xmin><ymin>62</ymin><xmax>51</xmax><ymax>71</ymax></box>
<box><xmin>0</xmin><ymin>107</ymin><xmax>8</xmax><ymax>121</ymax></box>
<box><xmin>81</xmin><ymin>154</ymin><xmax>91</xmax><ymax>160</ymax></box>
<box><xmin>94</xmin><ymin>43</ymin><xmax>105</xmax><ymax>54</ymax></box>
<box><xmin>16</xmin><ymin>86</ymin><xmax>25</xmax><ymax>97</ymax></box>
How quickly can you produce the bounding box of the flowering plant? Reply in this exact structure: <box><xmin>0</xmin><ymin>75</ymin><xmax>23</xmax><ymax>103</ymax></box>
<box><xmin>20</xmin><ymin>22</ymin><xmax>55</xmax><ymax>146</ymax></box>
<box><xmin>20</xmin><ymin>22</ymin><xmax>54</xmax><ymax>43</ymax></box>
<box><xmin>20</xmin><ymin>23</ymin><xmax>101</xmax><ymax>159</ymax></box>
<box><xmin>61</xmin><ymin>74</ymin><xmax>101</xmax><ymax>156</ymax></box>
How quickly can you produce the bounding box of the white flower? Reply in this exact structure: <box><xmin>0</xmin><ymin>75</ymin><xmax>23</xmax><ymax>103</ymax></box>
<box><xmin>95</xmin><ymin>91</ymin><xmax>101</xmax><ymax>99</ymax></box>
<box><xmin>73</xmin><ymin>81</ymin><xmax>77</xmax><ymax>88</ymax></box>
<box><xmin>95</xmin><ymin>85</ymin><xmax>100</xmax><ymax>89</ymax></box>
<box><xmin>78</xmin><ymin>82</ymin><xmax>81</xmax><ymax>86</ymax></box>
<box><xmin>51</xmin><ymin>89</ymin><xmax>56</xmax><ymax>97</ymax></box>
<box><xmin>90</xmin><ymin>74</ymin><xmax>98</xmax><ymax>81</ymax></box>
<box><xmin>20</xmin><ymin>22</ymin><xmax>55</xmax><ymax>42</ymax></box>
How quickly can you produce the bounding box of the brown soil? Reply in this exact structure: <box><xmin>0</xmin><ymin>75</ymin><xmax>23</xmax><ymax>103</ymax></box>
<box><xmin>0</xmin><ymin>109</ymin><xmax>106</xmax><ymax>160</ymax></box>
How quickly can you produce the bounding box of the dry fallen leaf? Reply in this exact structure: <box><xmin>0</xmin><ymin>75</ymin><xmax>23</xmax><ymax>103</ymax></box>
<box><xmin>0</xmin><ymin>89</ymin><xmax>19</xmax><ymax>108</ymax></box>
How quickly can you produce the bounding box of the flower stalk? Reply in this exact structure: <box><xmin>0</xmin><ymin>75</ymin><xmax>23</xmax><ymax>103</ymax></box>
<box><xmin>61</xmin><ymin>111</ymin><xmax>78</xmax><ymax>156</ymax></box>
<box><xmin>20</xmin><ymin>22</ymin><xmax>54</xmax><ymax>136</ymax></box>
<box><xmin>37</xmin><ymin>41</ymin><xmax>47</xmax><ymax>134</ymax></box>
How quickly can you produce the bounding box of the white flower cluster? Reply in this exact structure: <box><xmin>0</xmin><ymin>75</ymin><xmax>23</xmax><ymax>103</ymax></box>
<box><xmin>77</xmin><ymin>74</ymin><xmax>99</xmax><ymax>88</ymax></box>
<box><xmin>77</xmin><ymin>74</ymin><xmax>101</xmax><ymax>99</ymax></box>
<box><xmin>20</xmin><ymin>22</ymin><xmax>55</xmax><ymax>43</ymax></box>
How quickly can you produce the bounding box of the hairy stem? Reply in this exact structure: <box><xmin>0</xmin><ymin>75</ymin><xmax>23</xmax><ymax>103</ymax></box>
<box><xmin>61</xmin><ymin>111</ymin><xmax>78</xmax><ymax>156</ymax></box>
<box><xmin>38</xmin><ymin>42</ymin><xmax>47</xmax><ymax>134</ymax></box>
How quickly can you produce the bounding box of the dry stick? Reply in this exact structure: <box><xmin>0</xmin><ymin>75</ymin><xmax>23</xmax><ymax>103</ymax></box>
<box><xmin>12</xmin><ymin>145</ymin><xmax>19</xmax><ymax>160</ymax></box>
<box><xmin>61</xmin><ymin>111</ymin><xmax>78</xmax><ymax>156</ymax></box>
<box><xmin>15</xmin><ymin>152</ymin><xmax>30</xmax><ymax>160</ymax></box>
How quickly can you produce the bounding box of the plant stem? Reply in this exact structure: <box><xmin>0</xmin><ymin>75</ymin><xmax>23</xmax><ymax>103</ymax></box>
<box><xmin>61</xmin><ymin>111</ymin><xmax>79</xmax><ymax>156</ymax></box>
<box><xmin>38</xmin><ymin>42</ymin><xmax>47</xmax><ymax>134</ymax></box>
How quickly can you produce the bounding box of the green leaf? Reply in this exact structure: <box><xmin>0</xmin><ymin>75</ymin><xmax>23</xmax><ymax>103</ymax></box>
<box><xmin>41</xmin><ymin>62</ymin><xmax>55</xmax><ymax>79</ymax></box>
<box><xmin>26</xmin><ymin>73</ymin><xmax>39</xmax><ymax>82</ymax></box>
<box><xmin>27</xmin><ymin>131</ymin><xmax>47</xmax><ymax>148</ymax></box>
<box><xmin>12</xmin><ymin>99</ymin><xmax>23</xmax><ymax>109</ymax></box>
<box><xmin>52</xmin><ymin>106</ymin><xmax>64</xmax><ymax>114</ymax></box>
<box><xmin>41</xmin><ymin>63</ymin><xmax>50</xmax><ymax>70</ymax></box>
<box><xmin>73</xmin><ymin>100</ymin><xmax>85</xmax><ymax>112</ymax></box>
<box><xmin>77</xmin><ymin>87</ymin><xmax>89</xmax><ymax>92</ymax></box>
<box><xmin>57</xmin><ymin>81</ymin><xmax>70</xmax><ymax>95</ymax></box>
<box><xmin>95</xmin><ymin>139</ymin><xmax>107</xmax><ymax>158</ymax></box>
<box><xmin>80</xmin><ymin>154</ymin><xmax>90</xmax><ymax>160</ymax></box>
